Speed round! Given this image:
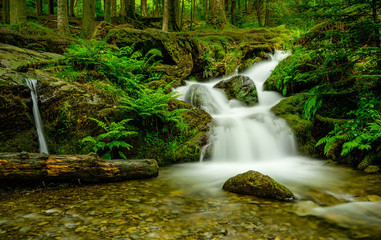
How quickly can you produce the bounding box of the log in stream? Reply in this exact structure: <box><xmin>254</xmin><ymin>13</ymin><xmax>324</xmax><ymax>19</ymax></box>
<box><xmin>0</xmin><ymin>152</ymin><xmax>158</xmax><ymax>183</ymax></box>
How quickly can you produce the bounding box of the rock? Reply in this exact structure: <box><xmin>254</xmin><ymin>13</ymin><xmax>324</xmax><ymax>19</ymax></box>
<box><xmin>213</xmin><ymin>75</ymin><xmax>258</xmax><ymax>106</ymax></box>
<box><xmin>222</xmin><ymin>170</ymin><xmax>295</xmax><ymax>201</ymax></box>
<box><xmin>364</xmin><ymin>165</ymin><xmax>380</xmax><ymax>174</ymax></box>
<box><xmin>271</xmin><ymin>93</ymin><xmax>316</xmax><ymax>156</ymax></box>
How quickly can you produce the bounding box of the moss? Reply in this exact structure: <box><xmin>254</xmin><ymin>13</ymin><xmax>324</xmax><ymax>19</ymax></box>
<box><xmin>364</xmin><ymin>165</ymin><xmax>380</xmax><ymax>174</ymax></box>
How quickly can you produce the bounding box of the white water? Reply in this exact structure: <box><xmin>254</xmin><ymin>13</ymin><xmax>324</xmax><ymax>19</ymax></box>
<box><xmin>172</xmin><ymin>51</ymin><xmax>344</xmax><ymax>194</ymax></box>
<box><xmin>170</xmin><ymin>50</ymin><xmax>381</xmax><ymax>231</ymax></box>
<box><xmin>26</xmin><ymin>78</ymin><xmax>49</xmax><ymax>154</ymax></box>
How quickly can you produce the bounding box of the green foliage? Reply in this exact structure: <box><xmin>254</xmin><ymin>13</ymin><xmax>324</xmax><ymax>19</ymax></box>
<box><xmin>60</xmin><ymin>39</ymin><xmax>162</xmax><ymax>93</ymax></box>
<box><xmin>122</xmin><ymin>87</ymin><xmax>187</xmax><ymax>130</ymax></box>
<box><xmin>302</xmin><ymin>85</ymin><xmax>332</xmax><ymax>120</ymax></box>
<box><xmin>316</xmin><ymin>93</ymin><xmax>381</xmax><ymax>156</ymax></box>
<box><xmin>81</xmin><ymin>118</ymin><xmax>137</xmax><ymax>159</ymax></box>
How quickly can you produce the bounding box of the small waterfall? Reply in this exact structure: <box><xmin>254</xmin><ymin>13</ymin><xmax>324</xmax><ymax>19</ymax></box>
<box><xmin>172</xmin><ymin>50</ymin><xmax>342</xmax><ymax>193</ymax></box>
<box><xmin>26</xmin><ymin>78</ymin><xmax>49</xmax><ymax>154</ymax></box>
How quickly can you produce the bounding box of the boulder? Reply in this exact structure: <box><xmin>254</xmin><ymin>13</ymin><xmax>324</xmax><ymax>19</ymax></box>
<box><xmin>213</xmin><ymin>75</ymin><xmax>258</xmax><ymax>106</ymax></box>
<box><xmin>222</xmin><ymin>170</ymin><xmax>295</xmax><ymax>201</ymax></box>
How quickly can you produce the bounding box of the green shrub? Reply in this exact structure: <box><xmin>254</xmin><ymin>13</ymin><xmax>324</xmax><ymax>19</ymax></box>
<box><xmin>81</xmin><ymin>118</ymin><xmax>137</xmax><ymax>159</ymax></box>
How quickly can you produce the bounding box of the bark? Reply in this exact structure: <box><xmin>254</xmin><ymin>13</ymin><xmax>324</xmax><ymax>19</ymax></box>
<box><xmin>372</xmin><ymin>0</ymin><xmax>380</xmax><ymax>48</ymax></box>
<box><xmin>162</xmin><ymin>0</ymin><xmax>169</xmax><ymax>31</ymax></box>
<box><xmin>36</xmin><ymin>0</ymin><xmax>43</xmax><ymax>15</ymax></box>
<box><xmin>9</xmin><ymin>0</ymin><xmax>27</xmax><ymax>25</ymax></box>
<box><xmin>81</xmin><ymin>0</ymin><xmax>96</xmax><ymax>39</ymax></box>
<box><xmin>204</xmin><ymin>0</ymin><xmax>208</xmax><ymax>22</ymax></box>
<box><xmin>111</xmin><ymin>0</ymin><xmax>116</xmax><ymax>17</ymax></box>
<box><xmin>69</xmin><ymin>0</ymin><xmax>75</xmax><ymax>16</ymax></box>
<box><xmin>181</xmin><ymin>0</ymin><xmax>185</xmax><ymax>25</ymax></box>
<box><xmin>57</xmin><ymin>0</ymin><xmax>70</xmax><ymax>35</ymax></box>
<box><xmin>141</xmin><ymin>0</ymin><xmax>148</xmax><ymax>17</ymax></box>
<box><xmin>0</xmin><ymin>153</ymin><xmax>158</xmax><ymax>183</ymax></box>
<box><xmin>125</xmin><ymin>0</ymin><xmax>136</xmax><ymax>19</ymax></box>
<box><xmin>120</xmin><ymin>0</ymin><xmax>126</xmax><ymax>16</ymax></box>
<box><xmin>2</xmin><ymin>0</ymin><xmax>10</xmax><ymax>24</ymax></box>
<box><xmin>254</xmin><ymin>0</ymin><xmax>263</xmax><ymax>27</ymax></box>
<box><xmin>231</xmin><ymin>0</ymin><xmax>236</xmax><ymax>25</ymax></box>
<box><xmin>162</xmin><ymin>0</ymin><xmax>180</xmax><ymax>31</ymax></box>
<box><xmin>209</xmin><ymin>0</ymin><xmax>226</xmax><ymax>27</ymax></box>
<box><xmin>154</xmin><ymin>0</ymin><xmax>159</xmax><ymax>17</ymax></box>
<box><xmin>104</xmin><ymin>0</ymin><xmax>111</xmax><ymax>23</ymax></box>
<box><xmin>48</xmin><ymin>0</ymin><xmax>55</xmax><ymax>15</ymax></box>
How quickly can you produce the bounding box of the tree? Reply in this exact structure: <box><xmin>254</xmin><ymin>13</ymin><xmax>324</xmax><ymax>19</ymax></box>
<box><xmin>125</xmin><ymin>0</ymin><xmax>136</xmax><ymax>19</ymax></box>
<box><xmin>2</xmin><ymin>0</ymin><xmax>10</xmax><ymax>24</ymax></box>
<box><xmin>105</xmin><ymin>0</ymin><xmax>112</xmax><ymax>23</ymax></box>
<box><xmin>81</xmin><ymin>0</ymin><xmax>96</xmax><ymax>39</ymax></box>
<box><xmin>162</xmin><ymin>0</ymin><xmax>180</xmax><ymax>31</ymax></box>
<box><xmin>58</xmin><ymin>0</ymin><xmax>70</xmax><ymax>35</ymax></box>
<box><xmin>69</xmin><ymin>0</ymin><xmax>76</xmax><ymax>17</ymax></box>
<box><xmin>209</xmin><ymin>0</ymin><xmax>226</xmax><ymax>27</ymax></box>
<box><xmin>9</xmin><ymin>0</ymin><xmax>26</xmax><ymax>25</ymax></box>
<box><xmin>48</xmin><ymin>0</ymin><xmax>55</xmax><ymax>15</ymax></box>
<box><xmin>36</xmin><ymin>0</ymin><xmax>43</xmax><ymax>15</ymax></box>
<box><xmin>111</xmin><ymin>0</ymin><xmax>117</xmax><ymax>17</ymax></box>
<box><xmin>141</xmin><ymin>0</ymin><xmax>148</xmax><ymax>17</ymax></box>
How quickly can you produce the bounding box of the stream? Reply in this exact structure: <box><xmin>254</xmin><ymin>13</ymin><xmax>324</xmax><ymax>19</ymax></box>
<box><xmin>1</xmin><ymin>52</ymin><xmax>381</xmax><ymax>239</ymax></box>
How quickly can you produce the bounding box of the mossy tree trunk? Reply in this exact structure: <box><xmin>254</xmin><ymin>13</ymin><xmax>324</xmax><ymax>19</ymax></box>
<box><xmin>141</xmin><ymin>0</ymin><xmax>148</xmax><ymax>17</ymax></box>
<box><xmin>230</xmin><ymin>0</ymin><xmax>236</xmax><ymax>25</ymax></box>
<box><xmin>209</xmin><ymin>0</ymin><xmax>226</xmax><ymax>27</ymax></box>
<box><xmin>154</xmin><ymin>0</ymin><xmax>159</xmax><ymax>17</ymax></box>
<box><xmin>0</xmin><ymin>153</ymin><xmax>159</xmax><ymax>183</ymax></box>
<box><xmin>162</xmin><ymin>0</ymin><xmax>180</xmax><ymax>32</ymax></box>
<box><xmin>48</xmin><ymin>0</ymin><xmax>55</xmax><ymax>15</ymax></box>
<box><xmin>254</xmin><ymin>0</ymin><xmax>263</xmax><ymax>27</ymax></box>
<box><xmin>69</xmin><ymin>0</ymin><xmax>75</xmax><ymax>16</ymax></box>
<box><xmin>9</xmin><ymin>0</ymin><xmax>26</xmax><ymax>25</ymax></box>
<box><xmin>58</xmin><ymin>0</ymin><xmax>70</xmax><ymax>35</ymax></box>
<box><xmin>2</xmin><ymin>0</ymin><xmax>10</xmax><ymax>24</ymax></box>
<box><xmin>124</xmin><ymin>0</ymin><xmax>136</xmax><ymax>19</ymax></box>
<box><xmin>81</xmin><ymin>0</ymin><xmax>96</xmax><ymax>39</ymax></box>
<box><xmin>104</xmin><ymin>0</ymin><xmax>111</xmax><ymax>23</ymax></box>
<box><xmin>111</xmin><ymin>0</ymin><xmax>117</xmax><ymax>17</ymax></box>
<box><xmin>36</xmin><ymin>0</ymin><xmax>43</xmax><ymax>15</ymax></box>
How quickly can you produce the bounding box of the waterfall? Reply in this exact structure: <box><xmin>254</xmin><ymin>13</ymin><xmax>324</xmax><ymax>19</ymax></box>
<box><xmin>26</xmin><ymin>78</ymin><xmax>49</xmax><ymax>154</ymax></box>
<box><xmin>172</xmin><ymin>50</ymin><xmax>342</xmax><ymax>193</ymax></box>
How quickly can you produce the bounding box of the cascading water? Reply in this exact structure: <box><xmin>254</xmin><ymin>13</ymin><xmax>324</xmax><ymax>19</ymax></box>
<box><xmin>172</xmin><ymin>51</ymin><xmax>343</xmax><ymax>193</ymax></box>
<box><xmin>26</xmin><ymin>78</ymin><xmax>49</xmax><ymax>154</ymax></box>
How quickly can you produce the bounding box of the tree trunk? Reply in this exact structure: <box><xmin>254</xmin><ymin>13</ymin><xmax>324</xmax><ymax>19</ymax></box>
<box><xmin>204</xmin><ymin>0</ymin><xmax>208</xmax><ymax>22</ymax></box>
<box><xmin>120</xmin><ymin>0</ymin><xmax>126</xmax><ymax>16</ymax></box>
<box><xmin>2</xmin><ymin>0</ymin><xmax>10</xmax><ymax>24</ymax></box>
<box><xmin>254</xmin><ymin>0</ymin><xmax>263</xmax><ymax>27</ymax></box>
<box><xmin>111</xmin><ymin>0</ymin><xmax>116</xmax><ymax>17</ymax></box>
<box><xmin>162</xmin><ymin>0</ymin><xmax>180</xmax><ymax>31</ymax></box>
<box><xmin>48</xmin><ymin>0</ymin><xmax>55</xmax><ymax>15</ymax></box>
<box><xmin>36</xmin><ymin>0</ymin><xmax>43</xmax><ymax>15</ymax></box>
<box><xmin>57</xmin><ymin>0</ymin><xmax>70</xmax><ymax>35</ymax></box>
<box><xmin>104</xmin><ymin>0</ymin><xmax>111</xmax><ymax>22</ymax></box>
<box><xmin>372</xmin><ymin>0</ymin><xmax>380</xmax><ymax>48</ymax></box>
<box><xmin>181</xmin><ymin>0</ymin><xmax>184</xmax><ymax>25</ymax></box>
<box><xmin>162</xmin><ymin>0</ymin><xmax>169</xmax><ymax>31</ymax></box>
<box><xmin>81</xmin><ymin>0</ymin><xmax>96</xmax><ymax>39</ymax></box>
<box><xmin>154</xmin><ymin>0</ymin><xmax>159</xmax><ymax>17</ymax></box>
<box><xmin>69</xmin><ymin>0</ymin><xmax>75</xmax><ymax>16</ymax></box>
<box><xmin>9</xmin><ymin>0</ymin><xmax>27</xmax><ymax>25</ymax></box>
<box><xmin>0</xmin><ymin>153</ymin><xmax>159</xmax><ymax>183</ymax></box>
<box><xmin>192</xmin><ymin>0</ymin><xmax>195</xmax><ymax>20</ymax></box>
<box><xmin>141</xmin><ymin>0</ymin><xmax>148</xmax><ymax>16</ymax></box>
<box><xmin>125</xmin><ymin>0</ymin><xmax>136</xmax><ymax>19</ymax></box>
<box><xmin>190</xmin><ymin>0</ymin><xmax>194</xmax><ymax>29</ymax></box>
<box><xmin>209</xmin><ymin>0</ymin><xmax>226</xmax><ymax>27</ymax></box>
<box><xmin>231</xmin><ymin>0</ymin><xmax>235</xmax><ymax>25</ymax></box>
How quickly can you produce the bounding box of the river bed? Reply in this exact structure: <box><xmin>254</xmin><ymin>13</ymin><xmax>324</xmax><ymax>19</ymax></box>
<box><xmin>0</xmin><ymin>166</ymin><xmax>380</xmax><ymax>240</ymax></box>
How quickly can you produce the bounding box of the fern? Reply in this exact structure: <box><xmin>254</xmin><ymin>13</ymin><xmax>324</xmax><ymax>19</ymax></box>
<box><xmin>81</xmin><ymin>118</ymin><xmax>137</xmax><ymax>159</ymax></box>
<box><xmin>317</xmin><ymin>93</ymin><xmax>381</xmax><ymax>156</ymax></box>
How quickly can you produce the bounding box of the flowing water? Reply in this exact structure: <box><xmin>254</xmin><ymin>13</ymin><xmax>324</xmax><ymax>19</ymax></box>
<box><xmin>26</xmin><ymin>78</ymin><xmax>48</xmax><ymax>154</ymax></box>
<box><xmin>1</xmin><ymin>55</ymin><xmax>380</xmax><ymax>239</ymax></box>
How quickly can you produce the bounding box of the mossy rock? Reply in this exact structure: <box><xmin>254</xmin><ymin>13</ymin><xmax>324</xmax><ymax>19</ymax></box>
<box><xmin>271</xmin><ymin>93</ymin><xmax>316</xmax><ymax>156</ymax></box>
<box><xmin>364</xmin><ymin>165</ymin><xmax>380</xmax><ymax>174</ymax></box>
<box><xmin>223</xmin><ymin>170</ymin><xmax>295</xmax><ymax>201</ymax></box>
<box><xmin>214</xmin><ymin>75</ymin><xmax>258</xmax><ymax>106</ymax></box>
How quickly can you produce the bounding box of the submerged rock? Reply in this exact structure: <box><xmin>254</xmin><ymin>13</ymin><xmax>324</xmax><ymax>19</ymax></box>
<box><xmin>213</xmin><ymin>75</ymin><xmax>258</xmax><ymax>106</ymax></box>
<box><xmin>222</xmin><ymin>170</ymin><xmax>295</xmax><ymax>201</ymax></box>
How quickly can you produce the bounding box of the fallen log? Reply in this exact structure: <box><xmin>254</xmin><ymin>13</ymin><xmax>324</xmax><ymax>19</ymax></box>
<box><xmin>0</xmin><ymin>152</ymin><xmax>158</xmax><ymax>183</ymax></box>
